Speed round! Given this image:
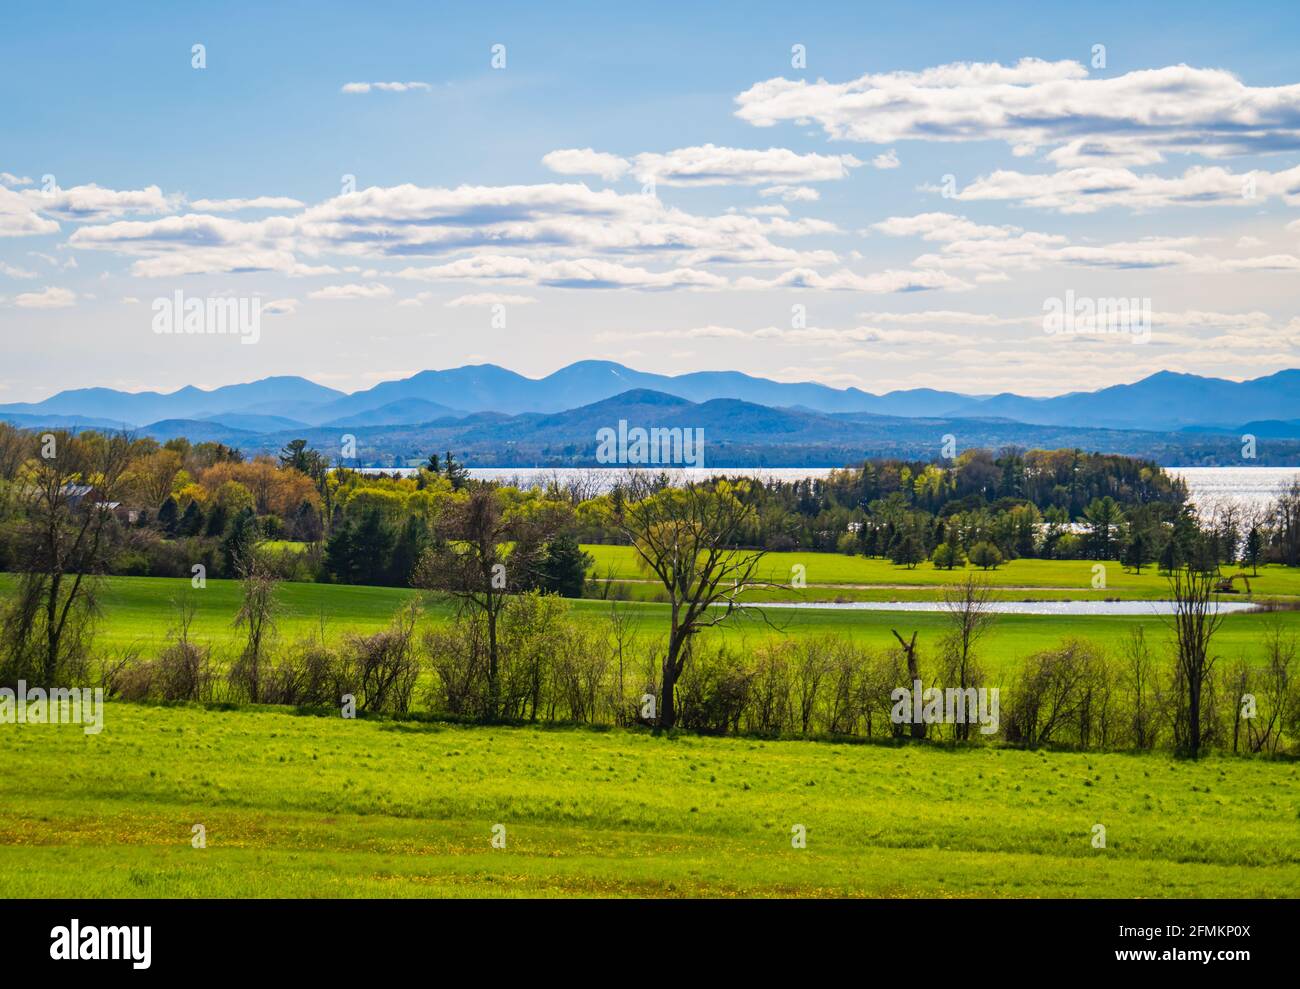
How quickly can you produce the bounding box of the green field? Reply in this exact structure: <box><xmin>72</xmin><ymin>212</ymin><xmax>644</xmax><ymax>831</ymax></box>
<box><xmin>5</xmin><ymin>573</ymin><xmax>1296</xmax><ymax>676</ymax></box>
<box><xmin>586</xmin><ymin>545</ymin><xmax>1300</xmax><ymax>602</ymax></box>
<box><xmin>1</xmin><ymin>703</ymin><xmax>1295</xmax><ymax>897</ymax></box>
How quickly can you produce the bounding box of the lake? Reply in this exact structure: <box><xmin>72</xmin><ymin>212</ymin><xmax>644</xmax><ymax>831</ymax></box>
<box><xmin>729</xmin><ymin>600</ymin><xmax>1261</xmax><ymax>616</ymax></box>
<box><xmin>439</xmin><ymin>466</ymin><xmax>1300</xmax><ymax>512</ymax></box>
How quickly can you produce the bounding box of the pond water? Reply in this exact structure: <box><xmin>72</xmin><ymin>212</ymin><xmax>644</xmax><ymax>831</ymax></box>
<box><xmin>729</xmin><ymin>600</ymin><xmax>1261</xmax><ymax>616</ymax></box>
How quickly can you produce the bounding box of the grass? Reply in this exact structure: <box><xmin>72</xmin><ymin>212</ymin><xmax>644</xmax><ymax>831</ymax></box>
<box><xmin>2</xmin><ymin>571</ymin><xmax>1297</xmax><ymax>677</ymax></box>
<box><xmin>585</xmin><ymin>545</ymin><xmax>1300</xmax><ymax>601</ymax></box>
<box><xmin>4</xmin><ymin>573</ymin><xmax>1295</xmax><ymax>677</ymax></box>
<box><xmin>1</xmin><ymin>703</ymin><xmax>1296</xmax><ymax>897</ymax></box>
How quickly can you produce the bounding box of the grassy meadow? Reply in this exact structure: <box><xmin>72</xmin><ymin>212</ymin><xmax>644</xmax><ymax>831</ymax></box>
<box><xmin>2</xmin><ymin>567</ymin><xmax>1296</xmax><ymax>677</ymax></box>
<box><xmin>1</xmin><ymin>703</ymin><xmax>1296</xmax><ymax>898</ymax></box>
<box><xmin>2</xmin><ymin>545</ymin><xmax>1298</xmax><ymax>899</ymax></box>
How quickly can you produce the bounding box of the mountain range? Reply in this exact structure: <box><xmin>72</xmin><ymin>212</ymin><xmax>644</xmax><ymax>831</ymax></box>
<box><xmin>2</xmin><ymin>363</ymin><xmax>1299</xmax><ymax>465</ymax></box>
<box><xmin>3</xmin><ymin>362</ymin><xmax>1299</xmax><ymax>432</ymax></box>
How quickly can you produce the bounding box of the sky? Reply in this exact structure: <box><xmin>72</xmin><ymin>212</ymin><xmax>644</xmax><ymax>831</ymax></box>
<box><xmin>2</xmin><ymin>0</ymin><xmax>1299</xmax><ymax>404</ymax></box>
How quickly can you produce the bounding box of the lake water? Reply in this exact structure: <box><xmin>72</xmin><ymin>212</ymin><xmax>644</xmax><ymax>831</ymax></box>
<box><xmin>442</xmin><ymin>466</ymin><xmax>1300</xmax><ymax>513</ymax></box>
<box><xmin>1169</xmin><ymin>467</ymin><xmax>1300</xmax><ymax>510</ymax></box>
<box><xmin>731</xmin><ymin>600</ymin><xmax>1261</xmax><ymax>616</ymax></box>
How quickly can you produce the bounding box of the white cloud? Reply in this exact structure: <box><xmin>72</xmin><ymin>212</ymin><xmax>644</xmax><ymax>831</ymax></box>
<box><xmin>540</xmin><ymin>149</ymin><xmax>630</xmax><ymax>182</ymax></box>
<box><xmin>340</xmin><ymin>81</ymin><xmax>432</xmax><ymax>93</ymax></box>
<box><xmin>736</xmin><ymin>59</ymin><xmax>1300</xmax><ymax>162</ymax></box>
<box><xmin>25</xmin><ymin>183</ymin><xmax>175</xmax><ymax>221</ymax></box>
<box><xmin>760</xmin><ymin>185</ymin><xmax>819</xmax><ymax>202</ymax></box>
<box><xmin>542</xmin><ymin>144</ymin><xmax>861</xmax><ymax>188</ymax></box>
<box><xmin>871</xmin><ymin>149</ymin><xmax>900</xmax><ymax>169</ymax></box>
<box><xmin>951</xmin><ymin>164</ymin><xmax>1300</xmax><ymax>213</ymax></box>
<box><xmin>735</xmin><ymin>266</ymin><xmax>972</xmax><ymax>293</ymax></box>
<box><xmin>307</xmin><ymin>282</ymin><xmax>393</xmax><ymax>299</ymax></box>
<box><xmin>0</xmin><ymin>173</ymin><xmax>33</xmax><ymax>188</ymax></box>
<box><xmin>13</xmin><ymin>286</ymin><xmax>75</xmax><ymax>308</ymax></box>
<box><xmin>189</xmin><ymin>196</ymin><xmax>306</xmax><ymax>212</ymax></box>
<box><xmin>0</xmin><ymin>261</ymin><xmax>37</xmax><ymax>279</ymax></box>
<box><xmin>0</xmin><ymin>187</ymin><xmax>60</xmax><ymax>237</ymax></box>
<box><xmin>70</xmin><ymin>182</ymin><xmax>838</xmax><ymax>276</ymax></box>
<box><xmin>396</xmin><ymin>255</ymin><xmax>727</xmax><ymax>291</ymax></box>
<box><xmin>263</xmin><ymin>297</ymin><xmax>298</xmax><ymax>315</ymax></box>
<box><xmin>445</xmin><ymin>293</ymin><xmax>536</xmax><ymax>307</ymax></box>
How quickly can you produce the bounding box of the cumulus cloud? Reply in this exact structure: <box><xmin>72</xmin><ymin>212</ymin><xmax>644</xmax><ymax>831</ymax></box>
<box><xmin>540</xmin><ymin>148</ymin><xmax>630</xmax><ymax>182</ymax></box>
<box><xmin>871</xmin><ymin>149</ymin><xmax>900</xmax><ymax>169</ymax></box>
<box><xmin>736</xmin><ymin>59</ymin><xmax>1300</xmax><ymax>162</ymax></box>
<box><xmin>870</xmin><ymin>210</ymin><xmax>1297</xmax><ymax>276</ymax></box>
<box><xmin>25</xmin><ymin>183</ymin><xmax>175</xmax><ymax>221</ymax></box>
<box><xmin>0</xmin><ymin>187</ymin><xmax>60</xmax><ymax>237</ymax></box>
<box><xmin>950</xmin><ymin>164</ymin><xmax>1300</xmax><ymax>213</ymax></box>
<box><xmin>13</xmin><ymin>285</ymin><xmax>75</xmax><ymax>308</ymax></box>
<box><xmin>542</xmin><ymin>144</ymin><xmax>860</xmax><ymax>187</ymax></box>
<box><xmin>68</xmin><ymin>182</ymin><xmax>839</xmax><ymax>276</ymax></box>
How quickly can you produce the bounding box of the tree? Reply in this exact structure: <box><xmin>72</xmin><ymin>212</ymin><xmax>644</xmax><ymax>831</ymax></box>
<box><xmin>540</xmin><ymin>531</ymin><xmax>593</xmax><ymax>598</ymax></box>
<box><xmin>1243</xmin><ymin>524</ymin><xmax>1263</xmax><ymax>576</ymax></box>
<box><xmin>157</xmin><ymin>495</ymin><xmax>179</xmax><ymax>536</ymax></box>
<box><xmin>610</xmin><ymin>478</ymin><xmax>768</xmax><ymax>730</ymax></box>
<box><xmin>931</xmin><ymin>541</ymin><xmax>965</xmax><ymax>570</ymax></box>
<box><xmin>413</xmin><ymin>487</ymin><xmax>565</xmax><ymax>719</ymax></box>
<box><xmin>940</xmin><ymin>575</ymin><xmax>997</xmax><ymax>740</ymax></box>
<box><xmin>2</xmin><ymin>431</ymin><xmax>132</xmax><ymax>685</ymax></box>
<box><xmin>1083</xmin><ymin>496</ymin><xmax>1126</xmax><ymax>560</ymax></box>
<box><xmin>221</xmin><ymin>507</ymin><xmax>261</xmax><ymax>577</ymax></box>
<box><xmin>326</xmin><ymin>507</ymin><xmax>396</xmax><ymax>585</ymax></box>
<box><xmin>889</xmin><ymin>521</ymin><xmax>926</xmax><ymax>569</ymax></box>
<box><xmin>968</xmin><ymin>541</ymin><xmax>1002</xmax><ymax>570</ymax></box>
<box><xmin>1122</xmin><ymin>529</ymin><xmax>1151</xmax><ymax>574</ymax></box>
<box><xmin>229</xmin><ymin>560</ymin><xmax>279</xmax><ymax>702</ymax></box>
<box><xmin>443</xmin><ymin>451</ymin><xmax>469</xmax><ymax>491</ymax></box>
<box><xmin>177</xmin><ymin>498</ymin><xmax>205</xmax><ymax>537</ymax></box>
<box><xmin>1163</xmin><ymin>564</ymin><xmax>1225</xmax><ymax>758</ymax></box>
<box><xmin>890</xmin><ymin>629</ymin><xmax>925</xmax><ymax>740</ymax></box>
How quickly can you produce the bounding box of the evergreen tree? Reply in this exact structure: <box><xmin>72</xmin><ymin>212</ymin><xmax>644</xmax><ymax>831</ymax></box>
<box><xmin>221</xmin><ymin>507</ymin><xmax>260</xmax><ymax>576</ymax></box>
<box><xmin>540</xmin><ymin>532</ymin><xmax>593</xmax><ymax>598</ymax></box>
<box><xmin>157</xmin><ymin>495</ymin><xmax>180</xmax><ymax>537</ymax></box>
<box><xmin>178</xmin><ymin>499</ymin><xmax>205</xmax><ymax>537</ymax></box>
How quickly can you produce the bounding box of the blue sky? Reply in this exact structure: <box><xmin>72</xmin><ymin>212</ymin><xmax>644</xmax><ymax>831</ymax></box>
<box><xmin>2</xmin><ymin>0</ymin><xmax>1299</xmax><ymax>402</ymax></box>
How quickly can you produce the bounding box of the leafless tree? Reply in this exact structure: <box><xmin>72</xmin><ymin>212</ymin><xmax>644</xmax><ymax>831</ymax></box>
<box><xmin>940</xmin><ymin>574</ymin><xmax>998</xmax><ymax>740</ymax></box>
<box><xmin>1163</xmin><ymin>564</ymin><xmax>1225</xmax><ymax>758</ymax></box>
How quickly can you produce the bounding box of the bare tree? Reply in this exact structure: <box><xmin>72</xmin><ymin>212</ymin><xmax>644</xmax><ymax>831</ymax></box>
<box><xmin>610</xmin><ymin>477</ymin><xmax>768</xmax><ymax>730</ymax></box>
<box><xmin>940</xmin><ymin>574</ymin><xmax>998</xmax><ymax>740</ymax></box>
<box><xmin>230</xmin><ymin>560</ymin><xmax>280</xmax><ymax>702</ymax></box>
<box><xmin>890</xmin><ymin>629</ymin><xmax>925</xmax><ymax>740</ymax></box>
<box><xmin>3</xmin><ymin>430</ymin><xmax>131</xmax><ymax>686</ymax></box>
<box><xmin>1163</xmin><ymin>564</ymin><xmax>1225</xmax><ymax>758</ymax></box>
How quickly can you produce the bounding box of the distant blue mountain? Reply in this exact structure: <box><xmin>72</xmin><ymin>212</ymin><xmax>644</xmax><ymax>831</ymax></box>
<box><xmin>2</xmin><ymin>362</ymin><xmax>1298</xmax><ymax>434</ymax></box>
